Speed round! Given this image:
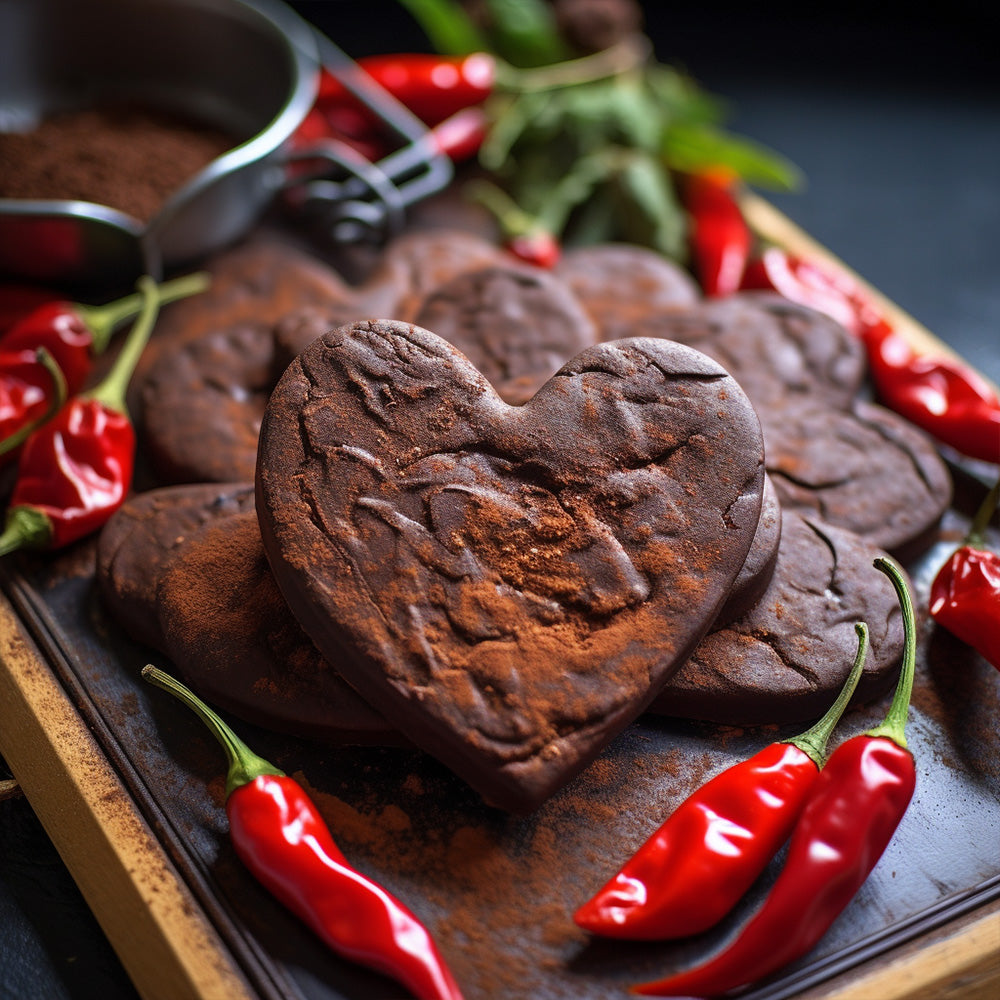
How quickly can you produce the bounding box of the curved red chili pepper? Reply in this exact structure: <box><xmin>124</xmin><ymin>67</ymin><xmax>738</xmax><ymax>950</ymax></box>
<box><xmin>427</xmin><ymin>106</ymin><xmax>490</xmax><ymax>164</ymax></box>
<box><xmin>930</xmin><ymin>474</ymin><xmax>1000</xmax><ymax>669</ymax></box>
<box><xmin>683</xmin><ymin>171</ymin><xmax>751</xmax><ymax>297</ymax></box>
<box><xmin>574</xmin><ymin>623</ymin><xmax>869</xmax><ymax>940</ymax></box>
<box><xmin>0</xmin><ymin>347</ymin><xmax>67</xmax><ymax>466</ymax></box>
<box><xmin>740</xmin><ymin>246</ymin><xmax>863</xmax><ymax>333</ymax></box>
<box><xmin>742</xmin><ymin>247</ymin><xmax>1000</xmax><ymax>463</ymax></box>
<box><xmin>141</xmin><ymin>666</ymin><xmax>464</xmax><ymax>1000</ymax></box>
<box><xmin>634</xmin><ymin>557</ymin><xmax>917</xmax><ymax>997</ymax></box>
<box><xmin>1</xmin><ymin>274</ymin><xmax>208</xmax><ymax>396</ymax></box>
<box><xmin>0</xmin><ymin>278</ymin><xmax>160</xmax><ymax>556</ymax></box>
<box><xmin>321</xmin><ymin>53</ymin><xmax>496</xmax><ymax>127</ymax></box>
<box><xmin>863</xmin><ymin>322</ymin><xmax>1000</xmax><ymax>464</ymax></box>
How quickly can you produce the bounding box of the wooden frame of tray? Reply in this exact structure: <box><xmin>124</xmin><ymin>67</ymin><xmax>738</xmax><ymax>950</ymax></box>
<box><xmin>1</xmin><ymin>202</ymin><xmax>999</xmax><ymax>1000</ymax></box>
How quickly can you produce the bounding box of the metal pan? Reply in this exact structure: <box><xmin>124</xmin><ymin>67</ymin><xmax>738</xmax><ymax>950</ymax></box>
<box><xmin>0</xmin><ymin>0</ymin><xmax>452</xmax><ymax>288</ymax></box>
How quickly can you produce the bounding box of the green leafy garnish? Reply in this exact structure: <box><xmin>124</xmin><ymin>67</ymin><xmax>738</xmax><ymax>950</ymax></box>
<box><xmin>395</xmin><ymin>0</ymin><xmax>800</xmax><ymax>261</ymax></box>
<box><xmin>395</xmin><ymin>0</ymin><xmax>487</xmax><ymax>55</ymax></box>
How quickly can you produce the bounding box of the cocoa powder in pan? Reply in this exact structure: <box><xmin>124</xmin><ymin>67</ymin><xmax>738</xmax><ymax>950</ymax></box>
<box><xmin>0</xmin><ymin>105</ymin><xmax>235</xmax><ymax>221</ymax></box>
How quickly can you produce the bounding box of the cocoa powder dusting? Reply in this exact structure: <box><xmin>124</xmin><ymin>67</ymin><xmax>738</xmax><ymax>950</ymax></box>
<box><xmin>0</xmin><ymin>105</ymin><xmax>235</xmax><ymax>221</ymax></box>
<box><xmin>286</xmin><ymin>733</ymin><xmax>749</xmax><ymax>998</ymax></box>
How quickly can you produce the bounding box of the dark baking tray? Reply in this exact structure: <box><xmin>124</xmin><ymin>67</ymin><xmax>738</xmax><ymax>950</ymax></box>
<box><xmin>2</xmin><ymin>459</ymin><xmax>998</xmax><ymax>1000</ymax></box>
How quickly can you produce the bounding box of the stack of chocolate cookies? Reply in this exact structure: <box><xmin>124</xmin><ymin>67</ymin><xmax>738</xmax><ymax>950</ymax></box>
<box><xmin>99</xmin><ymin>226</ymin><xmax>951</xmax><ymax>812</ymax></box>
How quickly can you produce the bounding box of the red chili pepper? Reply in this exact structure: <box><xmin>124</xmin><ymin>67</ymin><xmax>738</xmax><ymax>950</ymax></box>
<box><xmin>0</xmin><ymin>273</ymin><xmax>209</xmax><ymax>397</ymax></box>
<box><xmin>683</xmin><ymin>171</ymin><xmax>752</xmax><ymax>297</ymax></box>
<box><xmin>320</xmin><ymin>53</ymin><xmax>496</xmax><ymax>128</ymax></box>
<box><xmin>0</xmin><ymin>348</ymin><xmax>67</xmax><ymax>466</ymax></box>
<box><xmin>0</xmin><ymin>274</ymin><xmax>207</xmax><ymax>467</ymax></box>
<box><xmin>0</xmin><ymin>278</ymin><xmax>160</xmax><ymax>556</ymax></box>
<box><xmin>427</xmin><ymin>106</ymin><xmax>490</xmax><ymax>164</ymax></box>
<box><xmin>506</xmin><ymin>229</ymin><xmax>562</xmax><ymax>268</ymax></box>
<box><xmin>930</xmin><ymin>474</ymin><xmax>1000</xmax><ymax>669</ymax></box>
<box><xmin>141</xmin><ymin>665</ymin><xmax>464</xmax><ymax>1000</ymax></box>
<box><xmin>574</xmin><ymin>623</ymin><xmax>869</xmax><ymax>940</ymax></box>
<box><xmin>740</xmin><ymin>246</ymin><xmax>866</xmax><ymax>334</ymax></box>
<box><xmin>743</xmin><ymin>247</ymin><xmax>1000</xmax><ymax>463</ymax></box>
<box><xmin>0</xmin><ymin>284</ymin><xmax>58</xmax><ymax>336</ymax></box>
<box><xmin>634</xmin><ymin>557</ymin><xmax>916</xmax><ymax>997</ymax></box>
<box><xmin>864</xmin><ymin>321</ymin><xmax>1000</xmax><ymax>464</ymax></box>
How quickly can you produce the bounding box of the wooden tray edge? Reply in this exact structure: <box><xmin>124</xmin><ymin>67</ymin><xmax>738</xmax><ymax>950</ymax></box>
<box><xmin>0</xmin><ymin>594</ymin><xmax>256</xmax><ymax>1000</ymax></box>
<box><xmin>741</xmin><ymin>193</ymin><xmax>991</xmax><ymax>375</ymax></box>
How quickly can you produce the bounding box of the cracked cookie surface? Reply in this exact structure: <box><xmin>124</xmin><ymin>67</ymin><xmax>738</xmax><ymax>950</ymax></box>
<box><xmin>256</xmin><ymin>320</ymin><xmax>766</xmax><ymax>811</ymax></box>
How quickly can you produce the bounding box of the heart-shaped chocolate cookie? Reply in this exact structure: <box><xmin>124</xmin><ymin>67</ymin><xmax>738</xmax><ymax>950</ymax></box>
<box><xmin>256</xmin><ymin>321</ymin><xmax>765</xmax><ymax>811</ymax></box>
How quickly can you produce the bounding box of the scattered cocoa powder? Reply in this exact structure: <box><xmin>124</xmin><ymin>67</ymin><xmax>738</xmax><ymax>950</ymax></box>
<box><xmin>0</xmin><ymin>105</ymin><xmax>236</xmax><ymax>221</ymax></box>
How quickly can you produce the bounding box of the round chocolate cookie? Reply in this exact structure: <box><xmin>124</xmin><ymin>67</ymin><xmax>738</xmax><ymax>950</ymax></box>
<box><xmin>413</xmin><ymin>265</ymin><xmax>599</xmax><ymax>405</ymax></box>
<box><xmin>650</xmin><ymin>513</ymin><xmax>906</xmax><ymax>726</ymax></box>
<box><xmin>555</xmin><ymin>243</ymin><xmax>700</xmax><ymax>341</ymax></box>
<box><xmin>631</xmin><ymin>292</ymin><xmax>867</xmax><ymax>418</ymax></box>
<box><xmin>357</xmin><ymin>228</ymin><xmax>510</xmax><ymax>322</ymax></box>
<box><xmin>140</xmin><ymin>320</ymin><xmax>276</xmax><ymax>484</ymax></box>
<box><xmin>134</xmin><ymin>234</ymin><xmax>358</xmax><ymax>393</ymax></box>
<box><xmin>714</xmin><ymin>473</ymin><xmax>782</xmax><ymax>628</ymax></box>
<box><xmin>257</xmin><ymin>321</ymin><xmax>766</xmax><ymax>811</ymax></box>
<box><xmin>157</xmin><ymin>511</ymin><xmax>397</xmax><ymax>744</ymax></box>
<box><xmin>764</xmin><ymin>399</ymin><xmax>952</xmax><ymax>560</ymax></box>
<box><xmin>96</xmin><ymin>482</ymin><xmax>255</xmax><ymax>648</ymax></box>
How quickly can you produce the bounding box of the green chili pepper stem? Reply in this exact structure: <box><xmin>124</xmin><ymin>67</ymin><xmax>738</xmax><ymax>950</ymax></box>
<box><xmin>787</xmin><ymin>621</ymin><xmax>869</xmax><ymax>767</ymax></box>
<box><xmin>866</xmin><ymin>557</ymin><xmax>917</xmax><ymax>749</ymax></box>
<box><xmin>141</xmin><ymin>665</ymin><xmax>284</xmax><ymax>798</ymax></box>
<box><xmin>84</xmin><ymin>277</ymin><xmax>159</xmax><ymax>417</ymax></box>
<box><xmin>0</xmin><ymin>505</ymin><xmax>53</xmax><ymax>556</ymax></box>
<box><xmin>965</xmin><ymin>473</ymin><xmax>1000</xmax><ymax>549</ymax></box>
<box><xmin>76</xmin><ymin>271</ymin><xmax>209</xmax><ymax>354</ymax></box>
<box><xmin>0</xmin><ymin>349</ymin><xmax>67</xmax><ymax>457</ymax></box>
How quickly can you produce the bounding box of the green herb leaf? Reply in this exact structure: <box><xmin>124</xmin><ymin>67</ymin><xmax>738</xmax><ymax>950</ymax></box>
<box><xmin>663</xmin><ymin>122</ymin><xmax>803</xmax><ymax>191</ymax></box>
<box><xmin>480</xmin><ymin>0</ymin><xmax>572</xmax><ymax>67</ymax></box>
<box><xmin>395</xmin><ymin>0</ymin><xmax>488</xmax><ymax>55</ymax></box>
<box><xmin>612</xmin><ymin>151</ymin><xmax>688</xmax><ymax>259</ymax></box>
<box><xmin>644</xmin><ymin>65</ymin><xmax>726</xmax><ymax>126</ymax></box>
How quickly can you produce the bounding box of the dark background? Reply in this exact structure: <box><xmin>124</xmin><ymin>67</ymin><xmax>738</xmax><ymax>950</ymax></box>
<box><xmin>2</xmin><ymin>3</ymin><xmax>998</xmax><ymax>999</ymax></box>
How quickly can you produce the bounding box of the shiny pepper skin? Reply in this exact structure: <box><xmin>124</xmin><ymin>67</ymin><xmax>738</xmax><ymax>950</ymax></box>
<box><xmin>574</xmin><ymin>742</ymin><xmax>820</xmax><ymax>939</ymax></box>
<box><xmin>930</xmin><ymin>546</ymin><xmax>1000</xmax><ymax>670</ymax></box>
<box><xmin>227</xmin><ymin>774</ymin><xmax>464</xmax><ymax>1000</ymax></box>
<box><xmin>5</xmin><ymin>398</ymin><xmax>134</xmax><ymax>549</ymax></box>
<box><xmin>864</xmin><ymin>322</ymin><xmax>1000</xmax><ymax>465</ymax></box>
<box><xmin>684</xmin><ymin>172</ymin><xmax>751</xmax><ymax>297</ymax></box>
<box><xmin>1</xmin><ymin>303</ymin><xmax>96</xmax><ymax>396</ymax></box>
<box><xmin>635</xmin><ymin>735</ymin><xmax>916</xmax><ymax>997</ymax></box>
<box><xmin>0</xmin><ymin>348</ymin><xmax>58</xmax><ymax>464</ymax></box>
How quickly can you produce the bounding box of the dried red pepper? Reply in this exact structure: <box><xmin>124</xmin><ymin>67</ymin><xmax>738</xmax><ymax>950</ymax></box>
<box><xmin>634</xmin><ymin>557</ymin><xmax>916</xmax><ymax>997</ymax></box>
<box><xmin>141</xmin><ymin>665</ymin><xmax>464</xmax><ymax>1000</ymax></box>
<box><xmin>0</xmin><ymin>278</ymin><xmax>160</xmax><ymax>556</ymax></box>
<box><xmin>930</xmin><ymin>473</ymin><xmax>1000</xmax><ymax>670</ymax></box>
<box><xmin>574</xmin><ymin>622</ymin><xmax>869</xmax><ymax>940</ymax></box>
<box><xmin>683</xmin><ymin>171</ymin><xmax>751</xmax><ymax>297</ymax></box>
